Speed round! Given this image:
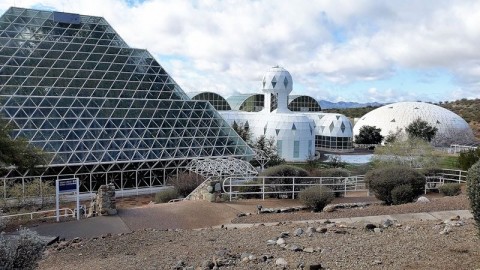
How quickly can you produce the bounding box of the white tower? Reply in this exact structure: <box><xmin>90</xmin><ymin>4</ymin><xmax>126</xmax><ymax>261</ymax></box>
<box><xmin>261</xmin><ymin>66</ymin><xmax>293</xmax><ymax>113</ymax></box>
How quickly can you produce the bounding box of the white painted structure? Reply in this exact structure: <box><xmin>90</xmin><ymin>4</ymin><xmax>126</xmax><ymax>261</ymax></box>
<box><xmin>353</xmin><ymin>102</ymin><xmax>475</xmax><ymax>146</ymax></box>
<box><xmin>219</xmin><ymin>66</ymin><xmax>353</xmax><ymax>161</ymax></box>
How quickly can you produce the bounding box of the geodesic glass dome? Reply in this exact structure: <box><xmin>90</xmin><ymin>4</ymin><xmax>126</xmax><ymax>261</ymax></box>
<box><xmin>0</xmin><ymin>7</ymin><xmax>253</xmax><ymax>192</ymax></box>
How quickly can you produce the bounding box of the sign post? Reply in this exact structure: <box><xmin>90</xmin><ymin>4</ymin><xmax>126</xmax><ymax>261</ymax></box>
<box><xmin>56</xmin><ymin>178</ymin><xmax>80</xmax><ymax>222</ymax></box>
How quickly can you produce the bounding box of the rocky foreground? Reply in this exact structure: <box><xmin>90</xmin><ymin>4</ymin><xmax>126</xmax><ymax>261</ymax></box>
<box><xmin>39</xmin><ymin>211</ymin><xmax>480</xmax><ymax>269</ymax></box>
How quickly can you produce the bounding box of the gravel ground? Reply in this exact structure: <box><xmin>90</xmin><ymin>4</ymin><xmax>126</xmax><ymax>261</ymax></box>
<box><xmin>37</xmin><ymin>194</ymin><xmax>479</xmax><ymax>270</ymax></box>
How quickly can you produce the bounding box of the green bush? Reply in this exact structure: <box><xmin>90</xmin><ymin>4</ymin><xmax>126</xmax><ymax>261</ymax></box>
<box><xmin>391</xmin><ymin>184</ymin><xmax>414</xmax><ymax>205</ymax></box>
<box><xmin>166</xmin><ymin>172</ymin><xmax>204</xmax><ymax>197</ymax></box>
<box><xmin>0</xmin><ymin>228</ymin><xmax>45</xmax><ymax>270</ymax></box>
<box><xmin>439</xmin><ymin>183</ymin><xmax>462</xmax><ymax>196</ymax></box>
<box><xmin>365</xmin><ymin>166</ymin><xmax>425</xmax><ymax>205</ymax></box>
<box><xmin>310</xmin><ymin>168</ymin><xmax>350</xmax><ymax>177</ymax></box>
<box><xmin>154</xmin><ymin>189</ymin><xmax>179</xmax><ymax>203</ymax></box>
<box><xmin>259</xmin><ymin>165</ymin><xmax>308</xmax><ymax>197</ymax></box>
<box><xmin>459</xmin><ymin>148</ymin><xmax>480</xmax><ymax>170</ymax></box>
<box><xmin>467</xmin><ymin>161</ymin><xmax>480</xmax><ymax>235</ymax></box>
<box><xmin>299</xmin><ymin>186</ymin><xmax>334</xmax><ymax>212</ymax></box>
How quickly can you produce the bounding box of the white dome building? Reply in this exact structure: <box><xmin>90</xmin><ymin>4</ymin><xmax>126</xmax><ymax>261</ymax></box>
<box><xmin>353</xmin><ymin>102</ymin><xmax>475</xmax><ymax>146</ymax></box>
<box><xmin>197</xmin><ymin>66</ymin><xmax>354</xmax><ymax>162</ymax></box>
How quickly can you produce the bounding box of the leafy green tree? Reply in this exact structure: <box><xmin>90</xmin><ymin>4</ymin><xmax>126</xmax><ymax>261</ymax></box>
<box><xmin>405</xmin><ymin>118</ymin><xmax>438</xmax><ymax>142</ymax></box>
<box><xmin>231</xmin><ymin>121</ymin><xmax>252</xmax><ymax>144</ymax></box>
<box><xmin>251</xmin><ymin>135</ymin><xmax>285</xmax><ymax>167</ymax></box>
<box><xmin>0</xmin><ymin>118</ymin><xmax>48</xmax><ymax>174</ymax></box>
<box><xmin>384</xmin><ymin>128</ymin><xmax>404</xmax><ymax>144</ymax></box>
<box><xmin>458</xmin><ymin>148</ymin><xmax>480</xmax><ymax>170</ymax></box>
<box><xmin>354</xmin><ymin>125</ymin><xmax>384</xmax><ymax>144</ymax></box>
<box><xmin>372</xmin><ymin>137</ymin><xmax>440</xmax><ymax>168</ymax></box>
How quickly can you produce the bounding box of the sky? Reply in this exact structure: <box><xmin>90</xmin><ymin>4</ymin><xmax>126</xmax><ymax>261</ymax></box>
<box><xmin>1</xmin><ymin>0</ymin><xmax>480</xmax><ymax>103</ymax></box>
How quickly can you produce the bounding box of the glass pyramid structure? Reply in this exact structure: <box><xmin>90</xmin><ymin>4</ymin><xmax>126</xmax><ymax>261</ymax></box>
<box><xmin>0</xmin><ymin>7</ymin><xmax>253</xmax><ymax>192</ymax></box>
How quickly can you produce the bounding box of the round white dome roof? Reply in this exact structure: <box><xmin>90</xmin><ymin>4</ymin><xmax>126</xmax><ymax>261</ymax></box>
<box><xmin>261</xmin><ymin>66</ymin><xmax>293</xmax><ymax>95</ymax></box>
<box><xmin>353</xmin><ymin>102</ymin><xmax>475</xmax><ymax>146</ymax></box>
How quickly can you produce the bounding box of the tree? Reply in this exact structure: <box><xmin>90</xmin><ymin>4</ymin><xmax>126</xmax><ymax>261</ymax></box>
<box><xmin>405</xmin><ymin>118</ymin><xmax>438</xmax><ymax>142</ymax></box>
<box><xmin>251</xmin><ymin>135</ymin><xmax>285</xmax><ymax>167</ymax></box>
<box><xmin>372</xmin><ymin>137</ymin><xmax>440</xmax><ymax>169</ymax></box>
<box><xmin>384</xmin><ymin>128</ymin><xmax>404</xmax><ymax>144</ymax></box>
<box><xmin>354</xmin><ymin>125</ymin><xmax>384</xmax><ymax>144</ymax></box>
<box><xmin>231</xmin><ymin>121</ymin><xmax>252</xmax><ymax>144</ymax></box>
<box><xmin>0</xmin><ymin>118</ymin><xmax>48</xmax><ymax>174</ymax></box>
<box><xmin>458</xmin><ymin>148</ymin><xmax>480</xmax><ymax>170</ymax></box>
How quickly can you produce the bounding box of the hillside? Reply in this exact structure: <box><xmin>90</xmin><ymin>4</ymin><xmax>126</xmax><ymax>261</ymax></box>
<box><xmin>440</xmin><ymin>98</ymin><xmax>480</xmax><ymax>140</ymax></box>
<box><xmin>323</xmin><ymin>98</ymin><xmax>480</xmax><ymax>141</ymax></box>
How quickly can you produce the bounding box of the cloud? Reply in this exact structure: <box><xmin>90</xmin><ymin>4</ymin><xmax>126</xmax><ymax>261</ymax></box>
<box><xmin>1</xmin><ymin>0</ymin><xmax>480</xmax><ymax>102</ymax></box>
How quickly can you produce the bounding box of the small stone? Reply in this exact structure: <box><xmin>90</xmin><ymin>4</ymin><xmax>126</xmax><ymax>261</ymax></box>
<box><xmin>280</xmin><ymin>232</ymin><xmax>289</xmax><ymax>238</ymax></box>
<box><xmin>304</xmin><ymin>247</ymin><xmax>315</xmax><ymax>253</ymax></box>
<box><xmin>440</xmin><ymin>225</ymin><xmax>452</xmax><ymax>235</ymax></box>
<box><xmin>267</xmin><ymin>240</ymin><xmax>277</xmax><ymax>245</ymax></box>
<box><xmin>248</xmin><ymin>255</ymin><xmax>256</xmax><ymax>261</ymax></box>
<box><xmin>323</xmin><ymin>204</ymin><xmax>336</xmax><ymax>212</ymax></box>
<box><xmin>276</xmin><ymin>238</ymin><xmax>286</xmax><ymax>245</ymax></box>
<box><xmin>416</xmin><ymin>196</ymin><xmax>430</xmax><ymax>203</ymax></box>
<box><xmin>334</xmin><ymin>230</ymin><xmax>347</xmax><ymax>234</ymax></box>
<box><xmin>382</xmin><ymin>219</ymin><xmax>394</xmax><ymax>228</ymax></box>
<box><xmin>317</xmin><ymin>228</ymin><xmax>328</xmax><ymax>234</ymax></box>
<box><xmin>373</xmin><ymin>260</ymin><xmax>382</xmax><ymax>265</ymax></box>
<box><xmin>374</xmin><ymin>228</ymin><xmax>382</xmax><ymax>233</ymax></box>
<box><xmin>237</xmin><ymin>213</ymin><xmax>246</xmax><ymax>217</ymax></box>
<box><xmin>276</xmin><ymin>258</ymin><xmax>288</xmax><ymax>266</ymax></box>
<box><xmin>306</xmin><ymin>227</ymin><xmax>316</xmax><ymax>234</ymax></box>
<box><xmin>306</xmin><ymin>264</ymin><xmax>323</xmax><ymax>270</ymax></box>
<box><xmin>288</xmin><ymin>244</ymin><xmax>303</xmax><ymax>252</ymax></box>
<box><xmin>294</xmin><ymin>228</ymin><xmax>304</xmax><ymax>237</ymax></box>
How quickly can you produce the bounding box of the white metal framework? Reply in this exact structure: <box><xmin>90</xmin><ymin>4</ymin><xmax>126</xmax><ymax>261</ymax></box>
<box><xmin>186</xmin><ymin>157</ymin><xmax>257</xmax><ymax>180</ymax></box>
<box><xmin>0</xmin><ymin>7</ymin><xmax>253</xmax><ymax>197</ymax></box>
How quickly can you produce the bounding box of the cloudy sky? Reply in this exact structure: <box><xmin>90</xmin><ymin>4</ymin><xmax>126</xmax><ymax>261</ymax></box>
<box><xmin>2</xmin><ymin>0</ymin><xmax>480</xmax><ymax>103</ymax></box>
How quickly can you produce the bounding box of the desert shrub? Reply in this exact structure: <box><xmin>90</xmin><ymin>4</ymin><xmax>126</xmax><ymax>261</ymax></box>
<box><xmin>7</xmin><ymin>179</ymin><xmax>55</xmax><ymax>208</ymax></box>
<box><xmin>439</xmin><ymin>183</ymin><xmax>462</xmax><ymax>196</ymax></box>
<box><xmin>365</xmin><ymin>166</ymin><xmax>425</xmax><ymax>205</ymax></box>
<box><xmin>259</xmin><ymin>165</ymin><xmax>308</xmax><ymax>197</ymax></box>
<box><xmin>459</xmin><ymin>148</ymin><xmax>480</xmax><ymax>170</ymax></box>
<box><xmin>238</xmin><ymin>180</ymin><xmax>262</xmax><ymax>199</ymax></box>
<box><xmin>310</xmin><ymin>168</ymin><xmax>351</xmax><ymax>197</ymax></box>
<box><xmin>310</xmin><ymin>168</ymin><xmax>350</xmax><ymax>178</ymax></box>
<box><xmin>166</xmin><ymin>172</ymin><xmax>205</xmax><ymax>197</ymax></box>
<box><xmin>0</xmin><ymin>228</ymin><xmax>45</xmax><ymax>270</ymax></box>
<box><xmin>154</xmin><ymin>189</ymin><xmax>179</xmax><ymax>203</ymax></box>
<box><xmin>391</xmin><ymin>184</ymin><xmax>414</xmax><ymax>205</ymax></box>
<box><xmin>467</xmin><ymin>161</ymin><xmax>480</xmax><ymax>235</ymax></box>
<box><xmin>299</xmin><ymin>186</ymin><xmax>334</xmax><ymax>212</ymax></box>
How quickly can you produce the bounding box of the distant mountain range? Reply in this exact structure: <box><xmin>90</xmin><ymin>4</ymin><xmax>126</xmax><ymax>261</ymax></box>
<box><xmin>319</xmin><ymin>100</ymin><xmax>384</xmax><ymax>109</ymax></box>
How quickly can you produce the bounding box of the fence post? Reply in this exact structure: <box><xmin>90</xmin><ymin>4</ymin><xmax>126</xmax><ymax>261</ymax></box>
<box><xmin>262</xmin><ymin>177</ymin><xmax>265</xmax><ymax>200</ymax></box>
<box><xmin>344</xmin><ymin>178</ymin><xmax>347</xmax><ymax>196</ymax></box>
<box><xmin>229</xmin><ymin>178</ymin><xmax>232</xmax><ymax>202</ymax></box>
<box><xmin>292</xmin><ymin>177</ymin><xmax>295</xmax><ymax>200</ymax></box>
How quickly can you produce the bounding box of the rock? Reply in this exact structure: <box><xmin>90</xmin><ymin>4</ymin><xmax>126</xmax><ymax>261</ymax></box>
<box><xmin>334</xmin><ymin>230</ymin><xmax>347</xmax><ymax>234</ymax></box>
<box><xmin>287</xmin><ymin>244</ymin><xmax>303</xmax><ymax>252</ymax></box>
<box><xmin>280</xmin><ymin>232</ymin><xmax>289</xmax><ymax>238</ymax></box>
<box><xmin>416</xmin><ymin>196</ymin><xmax>430</xmax><ymax>203</ymax></box>
<box><xmin>373</xmin><ymin>228</ymin><xmax>382</xmax><ymax>233</ymax></box>
<box><xmin>240</xmin><ymin>252</ymin><xmax>252</xmax><ymax>259</ymax></box>
<box><xmin>382</xmin><ymin>219</ymin><xmax>394</xmax><ymax>228</ymax></box>
<box><xmin>276</xmin><ymin>238</ymin><xmax>286</xmax><ymax>245</ymax></box>
<box><xmin>322</xmin><ymin>204</ymin><xmax>336</xmax><ymax>212</ymax></box>
<box><xmin>201</xmin><ymin>259</ymin><xmax>214</xmax><ymax>269</ymax></box>
<box><xmin>317</xmin><ymin>228</ymin><xmax>328</xmax><ymax>234</ymax></box>
<box><xmin>237</xmin><ymin>213</ymin><xmax>246</xmax><ymax>217</ymax></box>
<box><xmin>306</xmin><ymin>264</ymin><xmax>323</xmax><ymax>270</ymax></box>
<box><xmin>275</xmin><ymin>258</ymin><xmax>288</xmax><ymax>267</ymax></box>
<box><xmin>294</xmin><ymin>228</ymin><xmax>304</xmax><ymax>237</ymax></box>
<box><xmin>365</xmin><ymin>224</ymin><xmax>377</xmax><ymax>231</ymax></box>
<box><xmin>440</xmin><ymin>225</ymin><xmax>452</xmax><ymax>235</ymax></box>
<box><xmin>372</xmin><ymin>260</ymin><xmax>382</xmax><ymax>265</ymax></box>
<box><xmin>306</xmin><ymin>227</ymin><xmax>316</xmax><ymax>235</ymax></box>
<box><xmin>449</xmin><ymin>215</ymin><xmax>460</xmax><ymax>221</ymax></box>
<box><xmin>267</xmin><ymin>240</ymin><xmax>277</xmax><ymax>245</ymax></box>
<box><xmin>304</xmin><ymin>247</ymin><xmax>315</xmax><ymax>253</ymax></box>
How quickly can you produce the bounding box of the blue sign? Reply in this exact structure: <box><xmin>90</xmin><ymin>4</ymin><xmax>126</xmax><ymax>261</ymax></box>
<box><xmin>58</xmin><ymin>179</ymin><xmax>77</xmax><ymax>193</ymax></box>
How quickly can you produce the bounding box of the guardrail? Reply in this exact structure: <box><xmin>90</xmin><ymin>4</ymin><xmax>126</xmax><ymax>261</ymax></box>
<box><xmin>1</xmin><ymin>208</ymin><xmax>76</xmax><ymax>221</ymax></box>
<box><xmin>222</xmin><ymin>175</ymin><xmax>367</xmax><ymax>201</ymax></box>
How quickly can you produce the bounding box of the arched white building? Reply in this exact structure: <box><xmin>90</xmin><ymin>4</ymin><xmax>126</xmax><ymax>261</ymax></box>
<box><xmin>353</xmin><ymin>102</ymin><xmax>475</xmax><ymax>146</ymax></box>
<box><xmin>194</xmin><ymin>66</ymin><xmax>354</xmax><ymax>161</ymax></box>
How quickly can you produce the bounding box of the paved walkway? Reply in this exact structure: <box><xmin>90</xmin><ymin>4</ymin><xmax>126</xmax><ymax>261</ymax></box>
<box><xmin>29</xmin><ymin>199</ymin><xmax>473</xmax><ymax>240</ymax></box>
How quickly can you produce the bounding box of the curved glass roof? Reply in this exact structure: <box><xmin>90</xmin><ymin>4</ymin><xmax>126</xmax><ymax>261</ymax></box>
<box><xmin>227</xmin><ymin>94</ymin><xmax>265</xmax><ymax>112</ymax></box>
<box><xmin>190</xmin><ymin>92</ymin><xmax>231</xmax><ymax>111</ymax></box>
<box><xmin>288</xmin><ymin>95</ymin><xmax>322</xmax><ymax>112</ymax></box>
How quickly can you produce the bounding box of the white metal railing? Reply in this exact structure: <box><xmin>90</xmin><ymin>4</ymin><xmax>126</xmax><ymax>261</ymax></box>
<box><xmin>424</xmin><ymin>169</ymin><xmax>467</xmax><ymax>194</ymax></box>
<box><xmin>1</xmin><ymin>208</ymin><xmax>75</xmax><ymax>221</ymax></box>
<box><xmin>222</xmin><ymin>175</ymin><xmax>367</xmax><ymax>201</ymax></box>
